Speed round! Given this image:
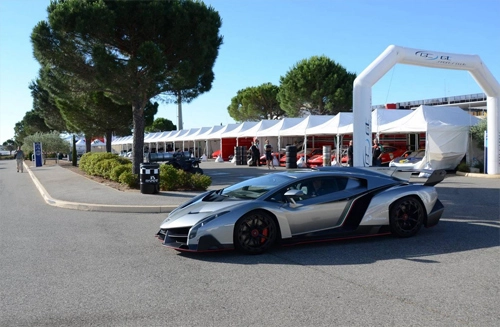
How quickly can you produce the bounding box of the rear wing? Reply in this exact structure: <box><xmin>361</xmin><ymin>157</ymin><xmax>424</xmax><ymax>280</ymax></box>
<box><xmin>359</xmin><ymin>167</ymin><xmax>446</xmax><ymax>186</ymax></box>
<box><xmin>391</xmin><ymin>168</ymin><xmax>446</xmax><ymax>186</ymax></box>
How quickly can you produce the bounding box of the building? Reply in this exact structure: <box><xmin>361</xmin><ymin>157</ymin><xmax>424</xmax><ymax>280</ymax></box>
<box><xmin>373</xmin><ymin>93</ymin><xmax>487</xmax><ymax>117</ymax></box>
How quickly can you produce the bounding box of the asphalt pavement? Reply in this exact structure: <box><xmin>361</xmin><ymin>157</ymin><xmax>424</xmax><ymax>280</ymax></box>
<box><xmin>9</xmin><ymin>158</ymin><xmax>500</xmax><ymax>214</ymax></box>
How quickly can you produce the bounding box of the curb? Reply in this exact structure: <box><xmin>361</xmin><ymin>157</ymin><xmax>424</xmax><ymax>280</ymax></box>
<box><xmin>25</xmin><ymin>162</ymin><xmax>177</xmax><ymax>213</ymax></box>
<box><xmin>456</xmin><ymin>171</ymin><xmax>500</xmax><ymax>179</ymax></box>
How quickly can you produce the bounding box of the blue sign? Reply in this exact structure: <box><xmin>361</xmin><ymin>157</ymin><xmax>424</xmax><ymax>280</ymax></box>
<box><xmin>34</xmin><ymin>142</ymin><xmax>43</xmax><ymax>167</ymax></box>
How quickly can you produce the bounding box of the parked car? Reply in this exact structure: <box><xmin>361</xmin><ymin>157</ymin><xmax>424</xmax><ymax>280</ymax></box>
<box><xmin>389</xmin><ymin>150</ymin><xmax>426</xmax><ymax>169</ymax></box>
<box><xmin>380</xmin><ymin>146</ymin><xmax>407</xmax><ymax>164</ymax></box>
<box><xmin>212</xmin><ymin>149</ymin><xmax>221</xmax><ymax>159</ymax></box>
<box><xmin>156</xmin><ymin>166</ymin><xmax>445</xmax><ymax>254</ymax></box>
<box><xmin>340</xmin><ymin>145</ymin><xmax>406</xmax><ymax>166</ymax></box>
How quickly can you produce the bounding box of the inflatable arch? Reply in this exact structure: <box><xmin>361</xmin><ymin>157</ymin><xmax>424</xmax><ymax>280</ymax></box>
<box><xmin>353</xmin><ymin>45</ymin><xmax>500</xmax><ymax>175</ymax></box>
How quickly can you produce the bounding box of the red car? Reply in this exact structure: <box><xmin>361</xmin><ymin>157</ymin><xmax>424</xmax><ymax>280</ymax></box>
<box><xmin>258</xmin><ymin>151</ymin><xmax>282</xmax><ymax>165</ymax></box>
<box><xmin>340</xmin><ymin>145</ymin><xmax>406</xmax><ymax>165</ymax></box>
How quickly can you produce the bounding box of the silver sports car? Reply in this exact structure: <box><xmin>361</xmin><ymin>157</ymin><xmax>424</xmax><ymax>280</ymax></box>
<box><xmin>156</xmin><ymin>167</ymin><xmax>445</xmax><ymax>254</ymax></box>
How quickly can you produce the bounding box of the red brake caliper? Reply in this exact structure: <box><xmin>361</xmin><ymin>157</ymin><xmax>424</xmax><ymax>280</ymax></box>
<box><xmin>261</xmin><ymin>228</ymin><xmax>268</xmax><ymax>243</ymax></box>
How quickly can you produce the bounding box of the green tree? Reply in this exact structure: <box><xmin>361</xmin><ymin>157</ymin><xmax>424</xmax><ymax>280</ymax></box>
<box><xmin>277</xmin><ymin>56</ymin><xmax>356</xmax><ymax>117</ymax></box>
<box><xmin>227</xmin><ymin>83</ymin><xmax>285</xmax><ymax>122</ymax></box>
<box><xmin>31</xmin><ymin>0</ymin><xmax>223</xmax><ymax>174</ymax></box>
<box><xmin>146</xmin><ymin>117</ymin><xmax>177</xmax><ymax>133</ymax></box>
<box><xmin>29</xmin><ymin>71</ymin><xmax>68</xmax><ymax>132</ymax></box>
<box><xmin>35</xmin><ymin>65</ymin><xmax>158</xmax><ymax>153</ymax></box>
<box><xmin>470</xmin><ymin>118</ymin><xmax>487</xmax><ymax>150</ymax></box>
<box><xmin>22</xmin><ymin>131</ymin><xmax>71</xmax><ymax>163</ymax></box>
<box><xmin>14</xmin><ymin>111</ymin><xmax>52</xmax><ymax>144</ymax></box>
<box><xmin>2</xmin><ymin>139</ymin><xmax>17</xmax><ymax>154</ymax></box>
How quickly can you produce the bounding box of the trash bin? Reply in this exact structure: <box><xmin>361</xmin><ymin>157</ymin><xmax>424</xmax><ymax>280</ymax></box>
<box><xmin>140</xmin><ymin>163</ymin><xmax>160</xmax><ymax>194</ymax></box>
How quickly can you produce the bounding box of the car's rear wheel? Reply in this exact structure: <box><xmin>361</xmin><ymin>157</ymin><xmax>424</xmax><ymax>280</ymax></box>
<box><xmin>389</xmin><ymin>197</ymin><xmax>424</xmax><ymax>237</ymax></box>
<box><xmin>234</xmin><ymin>211</ymin><xmax>277</xmax><ymax>254</ymax></box>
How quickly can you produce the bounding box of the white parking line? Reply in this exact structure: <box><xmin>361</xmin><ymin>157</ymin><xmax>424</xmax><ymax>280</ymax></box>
<box><xmin>441</xmin><ymin>218</ymin><xmax>500</xmax><ymax>228</ymax></box>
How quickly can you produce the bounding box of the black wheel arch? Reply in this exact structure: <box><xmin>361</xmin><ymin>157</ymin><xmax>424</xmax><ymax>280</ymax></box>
<box><xmin>236</xmin><ymin>209</ymin><xmax>282</xmax><ymax>241</ymax></box>
<box><xmin>389</xmin><ymin>195</ymin><xmax>428</xmax><ymax>225</ymax></box>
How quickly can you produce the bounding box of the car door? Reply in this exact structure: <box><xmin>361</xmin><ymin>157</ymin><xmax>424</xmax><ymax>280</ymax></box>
<box><xmin>270</xmin><ymin>176</ymin><xmax>354</xmax><ymax>236</ymax></box>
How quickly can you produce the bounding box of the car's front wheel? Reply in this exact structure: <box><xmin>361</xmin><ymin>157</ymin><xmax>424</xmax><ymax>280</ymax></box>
<box><xmin>389</xmin><ymin>196</ymin><xmax>424</xmax><ymax>237</ymax></box>
<box><xmin>234</xmin><ymin>211</ymin><xmax>277</xmax><ymax>254</ymax></box>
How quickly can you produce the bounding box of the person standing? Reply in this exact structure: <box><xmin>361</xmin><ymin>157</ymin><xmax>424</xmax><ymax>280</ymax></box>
<box><xmin>249</xmin><ymin>142</ymin><xmax>260</xmax><ymax>166</ymax></box>
<box><xmin>347</xmin><ymin>140</ymin><xmax>353</xmax><ymax>167</ymax></box>
<box><xmin>14</xmin><ymin>146</ymin><xmax>25</xmax><ymax>173</ymax></box>
<box><xmin>372</xmin><ymin>138</ymin><xmax>382</xmax><ymax>166</ymax></box>
<box><xmin>264</xmin><ymin>139</ymin><xmax>275</xmax><ymax>169</ymax></box>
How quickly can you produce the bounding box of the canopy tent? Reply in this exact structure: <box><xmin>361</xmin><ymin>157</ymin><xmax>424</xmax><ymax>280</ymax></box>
<box><xmin>237</xmin><ymin>120</ymin><xmax>281</xmax><ymax>138</ymax></box>
<box><xmin>143</xmin><ymin>132</ymin><xmax>159</xmax><ymax>142</ymax></box>
<box><xmin>304</xmin><ymin>113</ymin><xmax>353</xmax><ymax>136</ymax></box>
<box><xmin>193</xmin><ymin>125</ymin><xmax>225</xmax><ymax>141</ymax></box>
<box><xmin>110</xmin><ymin>108</ymin><xmax>482</xmax><ymax>168</ymax></box>
<box><xmin>304</xmin><ymin>113</ymin><xmax>354</xmax><ymax>162</ymax></box>
<box><xmin>278</xmin><ymin>115</ymin><xmax>334</xmax><ymax>164</ymax></box>
<box><xmin>219</xmin><ymin>121</ymin><xmax>259</xmax><ymax>139</ymax></box>
<box><xmin>75</xmin><ymin>138</ymin><xmax>86</xmax><ymax>154</ymax></box>
<box><xmin>378</xmin><ymin>106</ymin><xmax>481</xmax><ymax>170</ymax></box>
<box><xmin>203</xmin><ymin>123</ymin><xmax>241</xmax><ymax>140</ymax></box>
<box><xmin>254</xmin><ymin>117</ymin><xmax>304</xmax><ymax>137</ymax></box>
<box><xmin>155</xmin><ymin>131</ymin><xmax>175</xmax><ymax>143</ymax></box>
<box><xmin>91</xmin><ymin>139</ymin><xmax>105</xmax><ymax>146</ymax></box>
<box><xmin>371</xmin><ymin>109</ymin><xmax>413</xmax><ymax>134</ymax></box>
<box><xmin>200</xmin><ymin>123</ymin><xmax>242</xmax><ymax>160</ymax></box>
<box><xmin>279</xmin><ymin>115</ymin><xmax>333</xmax><ymax>137</ymax></box>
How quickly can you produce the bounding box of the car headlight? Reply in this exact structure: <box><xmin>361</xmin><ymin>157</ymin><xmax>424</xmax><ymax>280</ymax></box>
<box><xmin>189</xmin><ymin>211</ymin><xmax>230</xmax><ymax>239</ymax></box>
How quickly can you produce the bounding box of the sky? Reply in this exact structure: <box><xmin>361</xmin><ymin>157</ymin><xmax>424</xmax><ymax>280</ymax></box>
<box><xmin>1</xmin><ymin>0</ymin><xmax>499</xmax><ymax>143</ymax></box>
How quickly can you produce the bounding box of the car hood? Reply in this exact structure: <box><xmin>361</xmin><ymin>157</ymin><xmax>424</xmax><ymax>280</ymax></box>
<box><xmin>160</xmin><ymin>199</ymin><xmax>246</xmax><ymax>229</ymax></box>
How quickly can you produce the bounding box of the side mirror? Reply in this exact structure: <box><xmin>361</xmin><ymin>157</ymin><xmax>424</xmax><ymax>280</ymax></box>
<box><xmin>284</xmin><ymin>189</ymin><xmax>304</xmax><ymax>208</ymax></box>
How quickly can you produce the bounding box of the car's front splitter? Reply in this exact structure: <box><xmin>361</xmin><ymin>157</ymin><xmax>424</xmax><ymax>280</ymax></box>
<box><xmin>156</xmin><ymin>233</ymin><xmax>234</xmax><ymax>253</ymax></box>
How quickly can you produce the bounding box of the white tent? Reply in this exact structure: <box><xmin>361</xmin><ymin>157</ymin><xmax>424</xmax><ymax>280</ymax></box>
<box><xmin>238</xmin><ymin>120</ymin><xmax>281</xmax><ymax>138</ymax></box>
<box><xmin>304</xmin><ymin>113</ymin><xmax>354</xmax><ymax>161</ymax></box>
<box><xmin>155</xmin><ymin>131</ymin><xmax>175</xmax><ymax>143</ymax></box>
<box><xmin>219</xmin><ymin>121</ymin><xmax>259</xmax><ymax>139</ymax></box>
<box><xmin>193</xmin><ymin>125</ymin><xmax>224</xmax><ymax>141</ymax></box>
<box><xmin>254</xmin><ymin>117</ymin><xmax>304</xmax><ymax>137</ymax></box>
<box><xmin>305</xmin><ymin>113</ymin><xmax>353</xmax><ymax>136</ymax></box>
<box><xmin>379</xmin><ymin>106</ymin><xmax>481</xmax><ymax>170</ymax></box>
<box><xmin>372</xmin><ymin>109</ymin><xmax>413</xmax><ymax>134</ymax></box>
<box><xmin>192</xmin><ymin>125</ymin><xmax>225</xmax><ymax>156</ymax></box>
<box><xmin>279</xmin><ymin>115</ymin><xmax>334</xmax><ymax>136</ymax></box>
<box><xmin>203</xmin><ymin>123</ymin><xmax>241</xmax><ymax>140</ymax></box>
<box><xmin>91</xmin><ymin>139</ymin><xmax>105</xmax><ymax>146</ymax></box>
<box><xmin>201</xmin><ymin>123</ymin><xmax>242</xmax><ymax>159</ymax></box>
<box><xmin>75</xmin><ymin>138</ymin><xmax>86</xmax><ymax>154</ymax></box>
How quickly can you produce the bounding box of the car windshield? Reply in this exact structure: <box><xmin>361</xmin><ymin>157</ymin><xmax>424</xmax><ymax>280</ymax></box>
<box><xmin>221</xmin><ymin>174</ymin><xmax>292</xmax><ymax>199</ymax></box>
<box><xmin>408</xmin><ymin>150</ymin><xmax>425</xmax><ymax>158</ymax></box>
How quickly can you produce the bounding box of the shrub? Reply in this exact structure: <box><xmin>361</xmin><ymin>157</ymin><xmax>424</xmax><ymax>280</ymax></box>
<box><xmin>456</xmin><ymin>162</ymin><xmax>470</xmax><ymax>173</ymax></box>
<box><xmin>95</xmin><ymin>159</ymin><xmax>123</xmax><ymax>179</ymax></box>
<box><xmin>119</xmin><ymin>171</ymin><xmax>138</xmax><ymax>188</ymax></box>
<box><xmin>159</xmin><ymin>164</ymin><xmax>212</xmax><ymax>191</ymax></box>
<box><xmin>190</xmin><ymin>173</ymin><xmax>212</xmax><ymax>191</ymax></box>
<box><xmin>79</xmin><ymin>152</ymin><xmax>129</xmax><ymax>176</ymax></box>
<box><xmin>159</xmin><ymin>164</ymin><xmax>180</xmax><ymax>191</ymax></box>
<box><xmin>110</xmin><ymin>164</ymin><xmax>132</xmax><ymax>182</ymax></box>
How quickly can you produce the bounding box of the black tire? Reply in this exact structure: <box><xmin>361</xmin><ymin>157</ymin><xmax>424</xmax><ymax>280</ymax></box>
<box><xmin>389</xmin><ymin>196</ymin><xmax>424</xmax><ymax>237</ymax></box>
<box><xmin>234</xmin><ymin>211</ymin><xmax>278</xmax><ymax>254</ymax></box>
